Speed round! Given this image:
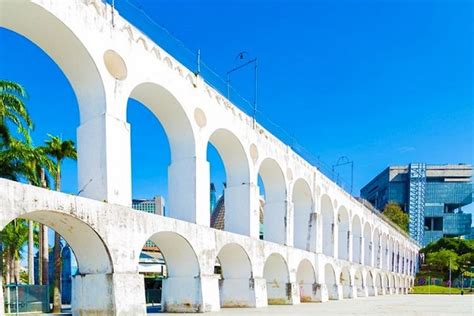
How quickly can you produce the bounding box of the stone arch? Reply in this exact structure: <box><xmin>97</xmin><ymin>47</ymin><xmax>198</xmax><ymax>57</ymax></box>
<box><xmin>376</xmin><ymin>272</ymin><xmax>383</xmax><ymax>295</ymax></box>
<box><xmin>292</xmin><ymin>178</ymin><xmax>313</xmax><ymax>250</ymax></box>
<box><xmin>128</xmin><ymin>82</ymin><xmax>200</xmax><ymax>224</ymax></box>
<box><xmin>216</xmin><ymin>243</ymin><xmax>254</xmax><ymax>307</ymax></box>
<box><xmin>258</xmin><ymin>158</ymin><xmax>287</xmax><ymax>244</ymax></box>
<box><xmin>5</xmin><ymin>210</ymin><xmax>112</xmax><ymax>275</ymax></box>
<box><xmin>352</xmin><ymin>215</ymin><xmax>362</xmax><ymax>263</ymax></box>
<box><xmin>139</xmin><ymin>231</ymin><xmax>201</xmax><ymax>312</ymax></box>
<box><xmin>207</xmin><ymin>128</ymin><xmax>251</xmax><ymax>235</ymax></box>
<box><xmin>321</xmin><ymin>195</ymin><xmax>335</xmax><ymax>257</ymax></box>
<box><xmin>0</xmin><ymin>1</ymin><xmax>117</xmax><ymax>203</ymax></box>
<box><xmin>337</xmin><ymin>206</ymin><xmax>350</xmax><ymax>261</ymax></box>
<box><xmin>324</xmin><ymin>263</ymin><xmax>339</xmax><ymax>300</ymax></box>
<box><xmin>340</xmin><ymin>266</ymin><xmax>353</xmax><ymax>298</ymax></box>
<box><xmin>363</xmin><ymin>222</ymin><xmax>372</xmax><ymax>266</ymax></box>
<box><xmin>129</xmin><ymin>82</ymin><xmax>196</xmax><ymax>162</ymax></box>
<box><xmin>0</xmin><ymin>1</ymin><xmax>105</xmax><ymax>123</ymax></box>
<box><xmin>263</xmin><ymin>253</ymin><xmax>291</xmax><ymax>304</ymax></box>
<box><xmin>366</xmin><ymin>271</ymin><xmax>375</xmax><ymax>296</ymax></box>
<box><xmin>1</xmin><ymin>209</ymin><xmax>114</xmax><ymax>315</ymax></box>
<box><xmin>296</xmin><ymin>259</ymin><xmax>317</xmax><ymax>302</ymax></box>
<box><xmin>354</xmin><ymin>269</ymin><xmax>365</xmax><ymax>297</ymax></box>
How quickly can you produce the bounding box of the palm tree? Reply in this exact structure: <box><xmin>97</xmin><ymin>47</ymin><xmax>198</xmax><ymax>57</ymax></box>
<box><xmin>0</xmin><ymin>80</ymin><xmax>32</xmax><ymax>145</ymax></box>
<box><xmin>0</xmin><ymin>219</ymin><xmax>29</xmax><ymax>284</ymax></box>
<box><xmin>43</xmin><ymin>134</ymin><xmax>77</xmax><ymax>313</ymax></box>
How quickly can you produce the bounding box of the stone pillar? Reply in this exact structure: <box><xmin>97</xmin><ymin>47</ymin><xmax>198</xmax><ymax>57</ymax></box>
<box><xmin>72</xmin><ymin>273</ymin><xmax>146</xmax><ymax>315</ymax></box>
<box><xmin>335</xmin><ymin>284</ymin><xmax>343</xmax><ymax>300</ymax></box>
<box><xmin>286</xmin><ymin>201</ymin><xmax>294</xmax><ymax>247</ymax></box>
<box><xmin>316</xmin><ymin>212</ymin><xmax>323</xmax><ymax>254</ymax></box>
<box><xmin>342</xmin><ymin>283</ymin><xmax>356</xmax><ymax>299</ymax></box>
<box><xmin>168</xmin><ymin>157</ymin><xmax>210</xmax><ymax>226</ymax></box>
<box><xmin>264</xmin><ymin>200</ymin><xmax>288</xmax><ymax>245</ymax></box>
<box><xmin>162</xmin><ymin>274</ymin><xmax>220</xmax><ymax>312</ymax></box>
<box><xmin>333</xmin><ymin>219</ymin><xmax>339</xmax><ymax>259</ymax></box>
<box><xmin>307</xmin><ymin>213</ymin><xmax>318</xmax><ymax>252</ymax></box>
<box><xmin>369</xmin><ymin>238</ymin><xmax>374</xmax><ymax>267</ymax></box>
<box><xmin>298</xmin><ymin>282</ymin><xmax>322</xmax><ymax>302</ymax></box>
<box><xmin>220</xmin><ymin>277</ymin><xmax>266</xmax><ymax>307</ymax></box>
<box><xmin>314</xmin><ymin>283</ymin><xmax>328</xmax><ymax>302</ymax></box>
<box><xmin>77</xmin><ymin>114</ymin><xmax>131</xmax><ymax>206</ymax></box>
<box><xmin>348</xmin><ymin>230</ymin><xmax>353</xmax><ymax>262</ymax></box>
<box><xmin>224</xmin><ymin>183</ymin><xmax>260</xmax><ymax>238</ymax></box>
<box><xmin>267</xmin><ymin>281</ymin><xmax>299</xmax><ymax>305</ymax></box>
<box><xmin>360</xmin><ymin>236</ymin><xmax>365</xmax><ymax>265</ymax></box>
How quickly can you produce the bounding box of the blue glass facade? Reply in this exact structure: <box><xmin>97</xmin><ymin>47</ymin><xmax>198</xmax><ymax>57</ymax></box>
<box><xmin>361</xmin><ymin>164</ymin><xmax>473</xmax><ymax>247</ymax></box>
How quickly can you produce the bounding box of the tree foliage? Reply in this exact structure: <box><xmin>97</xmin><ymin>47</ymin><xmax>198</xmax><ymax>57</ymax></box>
<box><xmin>383</xmin><ymin>202</ymin><xmax>409</xmax><ymax>232</ymax></box>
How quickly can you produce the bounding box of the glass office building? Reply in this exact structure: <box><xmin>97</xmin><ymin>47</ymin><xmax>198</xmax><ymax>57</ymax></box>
<box><xmin>360</xmin><ymin>164</ymin><xmax>472</xmax><ymax>246</ymax></box>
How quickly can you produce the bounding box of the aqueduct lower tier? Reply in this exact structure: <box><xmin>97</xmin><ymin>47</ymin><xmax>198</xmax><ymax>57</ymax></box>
<box><xmin>1</xmin><ymin>179</ymin><xmax>417</xmax><ymax>315</ymax></box>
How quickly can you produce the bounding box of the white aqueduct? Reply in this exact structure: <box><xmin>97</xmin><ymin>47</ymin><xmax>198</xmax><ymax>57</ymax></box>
<box><xmin>0</xmin><ymin>0</ymin><xmax>420</xmax><ymax>315</ymax></box>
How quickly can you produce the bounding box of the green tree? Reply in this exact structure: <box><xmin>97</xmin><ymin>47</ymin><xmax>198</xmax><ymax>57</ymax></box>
<box><xmin>383</xmin><ymin>202</ymin><xmax>409</xmax><ymax>232</ymax></box>
<box><xmin>0</xmin><ymin>80</ymin><xmax>32</xmax><ymax>145</ymax></box>
<box><xmin>43</xmin><ymin>134</ymin><xmax>77</xmax><ymax>313</ymax></box>
<box><xmin>425</xmin><ymin>249</ymin><xmax>459</xmax><ymax>278</ymax></box>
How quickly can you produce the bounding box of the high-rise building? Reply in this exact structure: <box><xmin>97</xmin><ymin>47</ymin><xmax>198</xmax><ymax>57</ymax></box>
<box><xmin>360</xmin><ymin>163</ymin><xmax>472</xmax><ymax>246</ymax></box>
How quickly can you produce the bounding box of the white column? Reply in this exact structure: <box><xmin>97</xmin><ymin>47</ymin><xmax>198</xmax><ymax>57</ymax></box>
<box><xmin>348</xmin><ymin>230</ymin><xmax>353</xmax><ymax>262</ymax></box>
<box><xmin>225</xmin><ymin>183</ymin><xmax>260</xmax><ymax>238</ymax></box>
<box><xmin>360</xmin><ymin>236</ymin><xmax>365</xmax><ymax>265</ymax></box>
<box><xmin>72</xmin><ymin>273</ymin><xmax>145</xmax><ymax>315</ymax></box>
<box><xmin>333</xmin><ymin>216</ymin><xmax>339</xmax><ymax>259</ymax></box>
<box><xmin>77</xmin><ymin>113</ymin><xmax>131</xmax><ymax>206</ymax></box>
<box><xmin>168</xmin><ymin>156</ymin><xmax>210</xmax><ymax>226</ymax></box>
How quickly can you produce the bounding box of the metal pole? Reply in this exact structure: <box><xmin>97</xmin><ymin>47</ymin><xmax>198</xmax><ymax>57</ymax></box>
<box><xmin>15</xmin><ymin>284</ymin><xmax>19</xmax><ymax>315</ymax></box>
<box><xmin>111</xmin><ymin>0</ymin><xmax>115</xmax><ymax>27</ymax></box>
<box><xmin>449</xmin><ymin>258</ymin><xmax>452</xmax><ymax>295</ymax></box>
<box><xmin>253</xmin><ymin>58</ymin><xmax>258</xmax><ymax>129</ymax></box>
<box><xmin>197</xmin><ymin>49</ymin><xmax>201</xmax><ymax>75</ymax></box>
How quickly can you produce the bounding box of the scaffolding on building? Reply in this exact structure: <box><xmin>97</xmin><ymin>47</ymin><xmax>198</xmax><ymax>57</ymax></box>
<box><xmin>408</xmin><ymin>163</ymin><xmax>427</xmax><ymax>245</ymax></box>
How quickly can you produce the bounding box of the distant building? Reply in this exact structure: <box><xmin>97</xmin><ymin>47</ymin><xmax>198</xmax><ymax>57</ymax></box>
<box><xmin>211</xmin><ymin>188</ymin><xmax>265</xmax><ymax>239</ymax></box>
<box><xmin>34</xmin><ymin>244</ymin><xmax>72</xmax><ymax>304</ymax></box>
<box><xmin>361</xmin><ymin>163</ymin><xmax>472</xmax><ymax>246</ymax></box>
<box><xmin>132</xmin><ymin>197</ymin><xmax>165</xmax><ymax>251</ymax></box>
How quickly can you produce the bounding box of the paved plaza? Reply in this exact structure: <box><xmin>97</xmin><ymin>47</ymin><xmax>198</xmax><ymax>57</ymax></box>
<box><xmin>150</xmin><ymin>295</ymin><xmax>473</xmax><ymax>315</ymax></box>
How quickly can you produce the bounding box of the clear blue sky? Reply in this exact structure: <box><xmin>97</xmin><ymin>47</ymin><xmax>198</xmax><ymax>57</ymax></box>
<box><xmin>0</xmin><ymin>0</ymin><xmax>472</xmax><ymax>214</ymax></box>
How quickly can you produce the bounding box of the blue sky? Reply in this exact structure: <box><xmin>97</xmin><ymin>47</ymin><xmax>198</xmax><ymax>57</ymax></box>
<box><xmin>0</xmin><ymin>0</ymin><xmax>472</xmax><ymax>216</ymax></box>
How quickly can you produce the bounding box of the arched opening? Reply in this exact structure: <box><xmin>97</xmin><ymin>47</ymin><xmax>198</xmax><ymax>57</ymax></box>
<box><xmin>352</xmin><ymin>215</ymin><xmax>362</xmax><ymax>264</ymax></box>
<box><xmin>340</xmin><ymin>267</ymin><xmax>352</xmax><ymax>299</ymax></box>
<box><xmin>376</xmin><ymin>273</ymin><xmax>383</xmax><ymax>295</ymax></box>
<box><xmin>324</xmin><ymin>263</ymin><xmax>339</xmax><ymax>300</ymax></box>
<box><xmin>206</xmin><ymin>129</ymin><xmax>251</xmax><ymax>236</ymax></box>
<box><xmin>296</xmin><ymin>259</ymin><xmax>316</xmax><ymax>302</ymax></box>
<box><xmin>1</xmin><ymin>211</ymin><xmax>113</xmax><ymax>313</ymax></box>
<box><xmin>373</xmin><ymin>229</ymin><xmax>380</xmax><ymax>268</ymax></box>
<box><xmin>216</xmin><ymin>243</ymin><xmax>253</xmax><ymax>307</ymax></box>
<box><xmin>128</xmin><ymin>83</ymin><xmax>197</xmax><ymax>223</ymax></box>
<box><xmin>321</xmin><ymin>195</ymin><xmax>334</xmax><ymax>257</ymax></box>
<box><xmin>363</xmin><ymin>222</ymin><xmax>372</xmax><ymax>266</ymax></box>
<box><xmin>258</xmin><ymin>159</ymin><xmax>287</xmax><ymax>244</ymax></box>
<box><xmin>354</xmin><ymin>269</ymin><xmax>365</xmax><ymax>297</ymax></box>
<box><xmin>337</xmin><ymin>206</ymin><xmax>350</xmax><ymax>261</ymax></box>
<box><xmin>263</xmin><ymin>253</ymin><xmax>290</xmax><ymax>305</ymax></box>
<box><xmin>390</xmin><ymin>275</ymin><xmax>396</xmax><ymax>294</ymax></box>
<box><xmin>292</xmin><ymin>179</ymin><xmax>313</xmax><ymax>250</ymax></box>
<box><xmin>138</xmin><ymin>231</ymin><xmax>201</xmax><ymax>313</ymax></box>
<box><xmin>367</xmin><ymin>271</ymin><xmax>375</xmax><ymax>296</ymax></box>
